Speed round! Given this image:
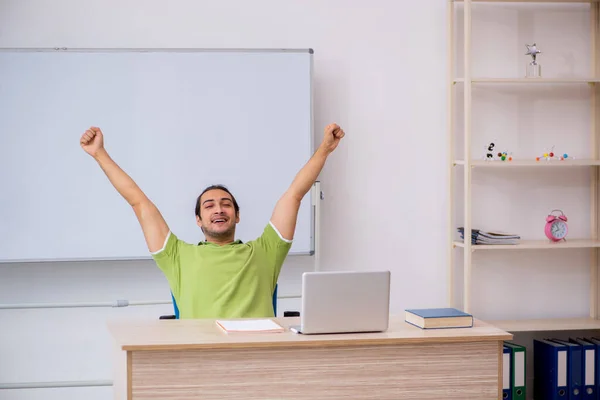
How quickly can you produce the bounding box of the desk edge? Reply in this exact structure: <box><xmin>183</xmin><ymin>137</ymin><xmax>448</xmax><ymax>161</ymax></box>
<box><xmin>120</xmin><ymin>333</ymin><xmax>514</xmax><ymax>351</ymax></box>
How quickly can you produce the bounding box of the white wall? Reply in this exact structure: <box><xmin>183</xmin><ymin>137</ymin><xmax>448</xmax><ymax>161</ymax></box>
<box><xmin>4</xmin><ymin>0</ymin><xmax>592</xmax><ymax>399</ymax></box>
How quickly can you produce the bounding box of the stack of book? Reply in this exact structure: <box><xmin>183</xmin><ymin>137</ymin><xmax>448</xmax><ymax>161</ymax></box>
<box><xmin>405</xmin><ymin>308</ymin><xmax>473</xmax><ymax>329</ymax></box>
<box><xmin>457</xmin><ymin>227</ymin><xmax>520</xmax><ymax>246</ymax></box>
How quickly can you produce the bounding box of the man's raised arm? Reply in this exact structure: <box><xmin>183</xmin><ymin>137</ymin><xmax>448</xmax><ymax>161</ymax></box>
<box><xmin>80</xmin><ymin>127</ymin><xmax>170</xmax><ymax>253</ymax></box>
<box><xmin>270</xmin><ymin>123</ymin><xmax>345</xmax><ymax>240</ymax></box>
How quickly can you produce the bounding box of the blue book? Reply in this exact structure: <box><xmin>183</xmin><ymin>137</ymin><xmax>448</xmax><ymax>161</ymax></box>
<box><xmin>405</xmin><ymin>308</ymin><xmax>473</xmax><ymax>329</ymax></box>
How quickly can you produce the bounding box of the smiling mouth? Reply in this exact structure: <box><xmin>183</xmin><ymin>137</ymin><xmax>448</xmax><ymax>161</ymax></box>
<box><xmin>212</xmin><ymin>218</ymin><xmax>227</xmax><ymax>224</ymax></box>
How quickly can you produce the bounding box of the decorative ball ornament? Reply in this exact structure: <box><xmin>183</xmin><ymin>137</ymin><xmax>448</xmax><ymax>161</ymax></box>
<box><xmin>535</xmin><ymin>147</ymin><xmax>571</xmax><ymax>162</ymax></box>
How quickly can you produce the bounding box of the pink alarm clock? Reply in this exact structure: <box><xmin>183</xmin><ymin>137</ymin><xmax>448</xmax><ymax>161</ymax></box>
<box><xmin>545</xmin><ymin>209</ymin><xmax>568</xmax><ymax>242</ymax></box>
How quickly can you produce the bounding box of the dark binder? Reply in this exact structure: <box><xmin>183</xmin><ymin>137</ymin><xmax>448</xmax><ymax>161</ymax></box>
<box><xmin>570</xmin><ymin>338</ymin><xmax>596</xmax><ymax>399</ymax></box>
<box><xmin>551</xmin><ymin>339</ymin><xmax>583</xmax><ymax>399</ymax></box>
<box><xmin>503</xmin><ymin>345</ymin><xmax>512</xmax><ymax>400</ymax></box>
<box><xmin>534</xmin><ymin>339</ymin><xmax>568</xmax><ymax>400</ymax></box>
<box><xmin>503</xmin><ymin>342</ymin><xmax>525</xmax><ymax>399</ymax></box>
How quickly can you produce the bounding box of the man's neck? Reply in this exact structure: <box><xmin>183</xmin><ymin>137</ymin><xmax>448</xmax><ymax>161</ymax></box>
<box><xmin>205</xmin><ymin>237</ymin><xmax>236</xmax><ymax>246</ymax></box>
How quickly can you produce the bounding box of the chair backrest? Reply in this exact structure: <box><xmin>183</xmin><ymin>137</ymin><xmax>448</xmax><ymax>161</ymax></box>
<box><xmin>272</xmin><ymin>284</ymin><xmax>278</xmax><ymax>316</ymax></box>
<box><xmin>171</xmin><ymin>292</ymin><xmax>180</xmax><ymax>319</ymax></box>
<box><xmin>166</xmin><ymin>284</ymin><xmax>278</xmax><ymax>319</ymax></box>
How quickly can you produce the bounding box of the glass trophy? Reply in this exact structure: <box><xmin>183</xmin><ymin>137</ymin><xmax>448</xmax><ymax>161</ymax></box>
<box><xmin>525</xmin><ymin>43</ymin><xmax>541</xmax><ymax>78</ymax></box>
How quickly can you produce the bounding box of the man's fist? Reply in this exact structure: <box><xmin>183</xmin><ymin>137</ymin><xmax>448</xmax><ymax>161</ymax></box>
<box><xmin>80</xmin><ymin>126</ymin><xmax>105</xmax><ymax>157</ymax></box>
<box><xmin>320</xmin><ymin>123</ymin><xmax>345</xmax><ymax>154</ymax></box>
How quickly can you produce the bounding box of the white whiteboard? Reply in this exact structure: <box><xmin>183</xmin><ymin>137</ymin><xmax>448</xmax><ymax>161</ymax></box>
<box><xmin>0</xmin><ymin>48</ymin><xmax>315</xmax><ymax>262</ymax></box>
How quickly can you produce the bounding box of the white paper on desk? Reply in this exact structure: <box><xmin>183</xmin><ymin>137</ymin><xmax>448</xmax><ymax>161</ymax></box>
<box><xmin>216</xmin><ymin>319</ymin><xmax>284</xmax><ymax>333</ymax></box>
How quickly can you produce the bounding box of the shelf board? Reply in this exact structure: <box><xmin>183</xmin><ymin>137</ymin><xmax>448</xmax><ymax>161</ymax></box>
<box><xmin>453</xmin><ymin>239</ymin><xmax>600</xmax><ymax>250</ymax></box>
<box><xmin>454</xmin><ymin>159</ymin><xmax>600</xmax><ymax>167</ymax></box>
<box><xmin>454</xmin><ymin>78</ymin><xmax>600</xmax><ymax>83</ymax></box>
<box><xmin>490</xmin><ymin>318</ymin><xmax>600</xmax><ymax>333</ymax></box>
<box><xmin>454</xmin><ymin>0</ymin><xmax>600</xmax><ymax>3</ymax></box>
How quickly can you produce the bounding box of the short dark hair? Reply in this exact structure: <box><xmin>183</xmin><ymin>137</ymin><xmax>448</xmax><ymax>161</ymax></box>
<box><xmin>195</xmin><ymin>184</ymin><xmax>240</xmax><ymax>219</ymax></box>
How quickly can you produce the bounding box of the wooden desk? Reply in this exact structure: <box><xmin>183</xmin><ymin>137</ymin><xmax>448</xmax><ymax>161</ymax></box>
<box><xmin>108</xmin><ymin>315</ymin><xmax>512</xmax><ymax>399</ymax></box>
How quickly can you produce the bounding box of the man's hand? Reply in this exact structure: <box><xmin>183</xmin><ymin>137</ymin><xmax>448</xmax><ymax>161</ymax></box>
<box><xmin>319</xmin><ymin>123</ymin><xmax>345</xmax><ymax>154</ymax></box>
<box><xmin>80</xmin><ymin>126</ymin><xmax>105</xmax><ymax>158</ymax></box>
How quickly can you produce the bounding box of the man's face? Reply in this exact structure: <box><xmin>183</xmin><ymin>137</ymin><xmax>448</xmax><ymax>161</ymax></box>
<box><xmin>196</xmin><ymin>189</ymin><xmax>239</xmax><ymax>239</ymax></box>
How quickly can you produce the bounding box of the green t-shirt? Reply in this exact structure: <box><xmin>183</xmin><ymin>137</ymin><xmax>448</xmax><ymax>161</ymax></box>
<box><xmin>151</xmin><ymin>221</ymin><xmax>292</xmax><ymax>319</ymax></box>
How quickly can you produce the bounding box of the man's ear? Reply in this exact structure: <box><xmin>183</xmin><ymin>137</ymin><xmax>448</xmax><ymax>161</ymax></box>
<box><xmin>235</xmin><ymin>212</ymin><xmax>240</xmax><ymax>224</ymax></box>
<box><xmin>196</xmin><ymin>215</ymin><xmax>202</xmax><ymax>228</ymax></box>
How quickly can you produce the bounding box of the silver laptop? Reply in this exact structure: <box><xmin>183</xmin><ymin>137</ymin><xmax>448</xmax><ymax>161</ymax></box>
<box><xmin>290</xmin><ymin>270</ymin><xmax>391</xmax><ymax>334</ymax></box>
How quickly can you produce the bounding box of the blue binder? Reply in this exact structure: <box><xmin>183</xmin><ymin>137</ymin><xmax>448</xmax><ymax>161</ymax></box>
<box><xmin>534</xmin><ymin>339</ymin><xmax>568</xmax><ymax>400</ymax></box>
<box><xmin>585</xmin><ymin>337</ymin><xmax>600</xmax><ymax>400</ymax></box>
<box><xmin>551</xmin><ymin>339</ymin><xmax>583</xmax><ymax>399</ymax></box>
<box><xmin>503</xmin><ymin>345</ymin><xmax>512</xmax><ymax>400</ymax></box>
<box><xmin>570</xmin><ymin>338</ymin><xmax>596</xmax><ymax>399</ymax></box>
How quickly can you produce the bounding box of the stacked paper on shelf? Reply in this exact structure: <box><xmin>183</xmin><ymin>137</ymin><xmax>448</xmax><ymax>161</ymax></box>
<box><xmin>457</xmin><ymin>227</ymin><xmax>520</xmax><ymax>245</ymax></box>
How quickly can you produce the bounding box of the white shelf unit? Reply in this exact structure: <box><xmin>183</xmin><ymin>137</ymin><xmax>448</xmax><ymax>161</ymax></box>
<box><xmin>448</xmin><ymin>0</ymin><xmax>600</xmax><ymax>332</ymax></box>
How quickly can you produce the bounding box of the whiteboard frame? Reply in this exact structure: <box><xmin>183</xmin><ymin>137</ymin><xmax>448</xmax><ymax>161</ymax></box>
<box><xmin>0</xmin><ymin>47</ymin><xmax>318</xmax><ymax>263</ymax></box>
<box><xmin>0</xmin><ymin>47</ymin><xmax>314</xmax><ymax>53</ymax></box>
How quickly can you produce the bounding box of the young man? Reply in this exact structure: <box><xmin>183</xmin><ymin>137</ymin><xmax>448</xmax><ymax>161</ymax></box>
<box><xmin>80</xmin><ymin>123</ymin><xmax>345</xmax><ymax>319</ymax></box>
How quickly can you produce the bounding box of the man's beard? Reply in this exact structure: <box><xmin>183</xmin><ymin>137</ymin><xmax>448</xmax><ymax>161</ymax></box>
<box><xmin>203</xmin><ymin>224</ymin><xmax>235</xmax><ymax>239</ymax></box>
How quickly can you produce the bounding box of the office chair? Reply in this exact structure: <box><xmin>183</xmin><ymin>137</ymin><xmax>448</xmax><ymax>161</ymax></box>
<box><xmin>159</xmin><ymin>284</ymin><xmax>278</xmax><ymax>319</ymax></box>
